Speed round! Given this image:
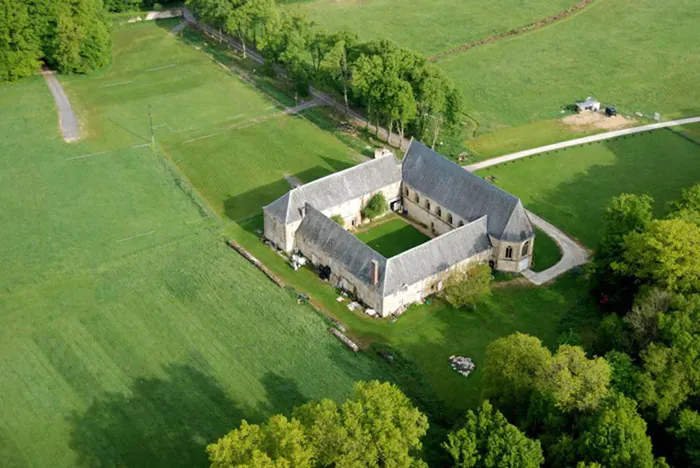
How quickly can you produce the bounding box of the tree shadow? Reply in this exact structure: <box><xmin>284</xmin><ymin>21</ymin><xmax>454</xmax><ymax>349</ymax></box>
<box><xmin>67</xmin><ymin>364</ymin><xmax>249</xmax><ymax>468</ymax></box>
<box><xmin>256</xmin><ymin>372</ymin><xmax>309</xmax><ymax>416</ymax></box>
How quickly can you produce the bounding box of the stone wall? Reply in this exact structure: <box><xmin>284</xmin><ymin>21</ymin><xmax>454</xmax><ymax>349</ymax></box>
<box><xmin>490</xmin><ymin>235</ymin><xmax>533</xmax><ymax>272</ymax></box>
<box><xmin>295</xmin><ymin>233</ymin><xmax>384</xmax><ymax>313</ymax></box>
<box><xmin>402</xmin><ymin>184</ymin><xmax>467</xmax><ymax>236</ymax></box>
<box><xmin>381</xmin><ymin>248</ymin><xmax>492</xmax><ymax>316</ymax></box>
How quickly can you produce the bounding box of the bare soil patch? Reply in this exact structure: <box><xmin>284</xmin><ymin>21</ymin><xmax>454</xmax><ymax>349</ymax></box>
<box><xmin>562</xmin><ymin>111</ymin><xmax>636</xmax><ymax>132</ymax></box>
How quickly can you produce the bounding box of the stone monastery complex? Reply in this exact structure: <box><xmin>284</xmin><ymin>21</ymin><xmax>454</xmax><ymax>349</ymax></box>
<box><xmin>264</xmin><ymin>140</ymin><xmax>535</xmax><ymax>317</ymax></box>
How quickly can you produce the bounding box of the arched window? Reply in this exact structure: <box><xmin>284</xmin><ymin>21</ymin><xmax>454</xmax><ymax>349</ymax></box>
<box><xmin>458</xmin><ymin>220</ymin><xmax>464</xmax><ymax>227</ymax></box>
<box><xmin>436</xmin><ymin>207</ymin><xmax>442</xmax><ymax>217</ymax></box>
<box><xmin>505</xmin><ymin>246</ymin><xmax>513</xmax><ymax>259</ymax></box>
<box><xmin>426</xmin><ymin>200</ymin><xmax>431</xmax><ymax>210</ymax></box>
<box><xmin>415</xmin><ymin>194</ymin><xmax>420</xmax><ymax>203</ymax></box>
<box><xmin>522</xmin><ymin>241</ymin><xmax>530</xmax><ymax>257</ymax></box>
<box><xmin>404</xmin><ymin>187</ymin><xmax>409</xmax><ymax>197</ymax></box>
<box><xmin>447</xmin><ymin>213</ymin><xmax>453</xmax><ymax>225</ymax></box>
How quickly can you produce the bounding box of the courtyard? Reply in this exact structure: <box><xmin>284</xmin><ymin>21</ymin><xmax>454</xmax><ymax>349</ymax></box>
<box><xmin>355</xmin><ymin>215</ymin><xmax>431</xmax><ymax>258</ymax></box>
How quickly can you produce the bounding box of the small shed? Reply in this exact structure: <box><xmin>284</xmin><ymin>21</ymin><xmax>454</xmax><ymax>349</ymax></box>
<box><xmin>576</xmin><ymin>97</ymin><xmax>601</xmax><ymax>112</ymax></box>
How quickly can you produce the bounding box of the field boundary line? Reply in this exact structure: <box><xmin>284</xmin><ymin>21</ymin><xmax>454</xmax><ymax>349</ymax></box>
<box><xmin>429</xmin><ymin>0</ymin><xmax>596</xmax><ymax>62</ymax></box>
<box><xmin>466</xmin><ymin>116</ymin><xmax>700</xmax><ymax>171</ymax></box>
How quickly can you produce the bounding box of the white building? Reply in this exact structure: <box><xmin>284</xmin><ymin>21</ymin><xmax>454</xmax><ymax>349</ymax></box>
<box><xmin>264</xmin><ymin>140</ymin><xmax>535</xmax><ymax>317</ymax></box>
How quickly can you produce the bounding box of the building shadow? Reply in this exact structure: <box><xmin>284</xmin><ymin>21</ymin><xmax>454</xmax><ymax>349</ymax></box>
<box><xmin>223</xmin><ymin>164</ymin><xmax>354</xmax><ymax>221</ymax></box>
<box><xmin>67</xmin><ymin>364</ymin><xmax>248</xmax><ymax>468</ymax></box>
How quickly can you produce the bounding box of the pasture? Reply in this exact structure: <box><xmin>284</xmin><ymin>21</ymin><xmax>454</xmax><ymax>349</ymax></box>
<box><xmin>355</xmin><ymin>215</ymin><xmax>430</xmax><ymax>258</ymax></box>
<box><xmin>477</xmin><ymin>129</ymin><xmax>700</xmax><ymax>248</ymax></box>
<box><xmin>285</xmin><ymin>0</ymin><xmax>578</xmax><ymax>57</ymax></box>
<box><xmin>438</xmin><ymin>0</ymin><xmax>700</xmax><ymax>134</ymax></box>
<box><xmin>0</xmin><ymin>23</ymin><xmax>392</xmax><ymax>467</ymax></box>
<box><xmin>62</xmin><ymin>21</ymin><xmax>363</xmax><ymax>221</ymax></box>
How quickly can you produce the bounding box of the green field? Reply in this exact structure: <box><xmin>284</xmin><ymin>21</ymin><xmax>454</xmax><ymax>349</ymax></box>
<box><xmin>286</xmin><ymin>0</ymin><xmax>577</xmax><ymax>56</ymax></box>
<box><xmin>0</xmin><ymin>23</ymin><xmax>393</xmax><ymax>467</ymax></box>
<box><xmin>62</xmin><ymin>23</ymin><xmax>363</xmax><ymax>221</ymax></box>
<box><xmin>438</xmin><ymin>0</ymin><xmax>700</xmax><ymax>134</ymax></box>
<box><xmin>356</xmin><ymin>215</ymin><xmax>430</xmax><ymax>257</ymax></box>
<box><xmin>478</xmin><ymin>129</ymin><xmax>700</xmax><ymax>248</ymax></box>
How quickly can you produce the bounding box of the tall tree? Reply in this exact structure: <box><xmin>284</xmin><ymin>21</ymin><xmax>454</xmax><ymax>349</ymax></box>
<box><xmin>545</xmin><ymin>345</ymin><xmax>611</xmax><ymax>413</ymax></box>
<box><xmin>613</xmin><ymin>218</ymin><xmax>700</xmax><ymax>294</ymax></box>
<box><xmin>575</xmin><ymin>394</ymin><xmax>654</xmax><ymax>468</ymax></box>
<box><xmin>0</xmin><ymin>0</ymin><xmax>41</xmax><ymax>81</ymax></box>
<box><xmin>319</xmin><ymin>30</ymin><xmax>357</xmax><ymax>112</ymax></box>
<box><xmin>444</xmin><ymin>400</ymin><xmax>544</xmax><ymax>468</ymax></box>
<box><xmin>207</xmin><ymin>416</ymin><xmax>314</xmax><ymax>467</ymax></box>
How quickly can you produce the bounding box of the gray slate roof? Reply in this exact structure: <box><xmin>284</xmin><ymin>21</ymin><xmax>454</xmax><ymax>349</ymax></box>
<box><xmin>296</xmin><ymin>204</ymin><xmax>492</xmax><ymax>297</ymax></box>
<box><xmin>402</xmin><ymin>140</ymin><xmax>533</xmax><ymax>242</ymax></box>
<box><xmin>383</xmin><ymin>216</ymin><xmax>491</xmax><ymax>296</ymax></box>
<box><xmin>265</xmin><ymin>156</ymin><xmax>402</xmax><ymax>224</ymax></box>
<box><xmin>295</xmin><ymin>204</ymin><xmax>387</xmax><ymax>291</ymax></box>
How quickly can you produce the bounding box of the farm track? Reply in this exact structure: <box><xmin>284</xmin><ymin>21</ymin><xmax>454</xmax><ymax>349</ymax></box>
<box><xmin>41</xmin><ymin>70</ymin><xmax>80</xmax><ymax>142</ymax></box>
<box><xmin>428</xmin><ymin>0</ymin><xmax>595</xmax><ymax>62</ymax></box>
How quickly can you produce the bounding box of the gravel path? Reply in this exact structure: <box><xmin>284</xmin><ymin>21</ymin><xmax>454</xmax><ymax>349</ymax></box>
<box><xmin>522</xmin><ymin>211</ymin><xmax>589</xmax><ymax>285</ymax></box>
<box><xmin>465</xmin><ymin>116</ymin><xmax>700</xmax><ymax>172</ymax></box>
<box><xmin>42</xmin><ymin>70</ymin><xmax>80</xmax><ymax>142</ymax></box>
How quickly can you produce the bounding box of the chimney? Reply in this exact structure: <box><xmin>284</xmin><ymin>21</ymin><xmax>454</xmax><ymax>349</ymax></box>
<box><xmin>371</xmin><ymin>260</ymin><xmax>379</xmax><ymax>286</ymax></box>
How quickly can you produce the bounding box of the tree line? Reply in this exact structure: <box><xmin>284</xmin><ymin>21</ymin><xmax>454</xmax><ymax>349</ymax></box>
<box><xmin>186</xmin><ymin>0</ymin><xmax>464</xmax><ymax>149</ymax></box>
<box><xmin>0</xmin><ymin>0</ymin><xmax>112</xmax><ymax>81</ymax></box>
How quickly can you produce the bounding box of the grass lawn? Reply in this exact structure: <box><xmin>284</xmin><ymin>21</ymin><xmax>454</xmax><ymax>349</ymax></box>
<box><xmin>438</xmin><ymin>0</ymin><xmax>700</xmax><ymax>134</ymax></box>
<box><xmin>229</xmin><ymin>216</ymin><xmax>599</xmax><ymax>412</ymax></box>
<box><xmin>62</xmin><ymin>22</ymin><xmax>364</xmax><ymax>221</ymax></box>
<box><xmin>532</xmin><ymin>227</ymin><xmax>562</xmax><ymax>273</ymax></box>
<box><xmin>285</xmin><ymin>0</ymin><xmax>577</xmax><ymax>57</ymax></box>
<box><xmin>477</xmin><ymin>129</ymin><xmax>700</xmax><ymax>249</ymax></box>
<box><xmin>0</xmin><ymin>24</ymin><xmax>396</xmax><ymax>467</ymax></box>
<box><xmin>355</xmin><ymin>215</ymin><xmax>430</xmax><ymax>257</ymax></box>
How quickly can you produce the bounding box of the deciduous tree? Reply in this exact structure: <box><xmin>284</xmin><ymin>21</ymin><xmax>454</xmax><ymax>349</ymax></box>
<box><xmin>444</xmin><ymin>400</ymin><xmax>544</xmax><ymax>468</ymax></box>
<box><xmin>442</xmin><ymin>264</ymin><xmax>491</xmax><ymax>309</ymax></box>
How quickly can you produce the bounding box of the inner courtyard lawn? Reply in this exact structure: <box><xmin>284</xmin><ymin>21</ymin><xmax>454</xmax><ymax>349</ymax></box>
<box><xmin>285</xmin><ymin>0</ymin><xmax>577</xmax><ymax>57</ymax></box>
<box><xmin>438</xmin><ymin>0</ymin><xmax>700</xmax><ymax>134</ymax></box>
<box><xmin>0</xmin><ymin>24</ymin><xmax>392</xmax><ymax>467</ymax></box>
<box><xmin>477</xmin><ymin>129</ymin><xmax>700</xmax><ymax>249</ymax></box>
<box><xmin>355</xmin><ymin>215</ymin><xmax>430</xmax><ymax>257</ymax></box>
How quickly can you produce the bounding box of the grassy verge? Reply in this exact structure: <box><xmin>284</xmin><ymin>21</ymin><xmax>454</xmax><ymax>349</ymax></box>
<box><xmin>531</xmin><ymin>227</ymin><xmax>562</xmax><ymax>272</ymax></box>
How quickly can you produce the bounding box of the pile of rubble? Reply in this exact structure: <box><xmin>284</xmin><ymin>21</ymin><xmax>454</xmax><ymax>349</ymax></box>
<box><xmin>449</xmin><ymin>355</ymin><xmax>475</xmax><ymax>377</ymax></box>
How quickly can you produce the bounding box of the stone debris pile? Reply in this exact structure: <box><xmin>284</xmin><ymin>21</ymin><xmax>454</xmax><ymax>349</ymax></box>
<box><xmin>449</xmin><ymin>355</ymin><xmax>475</xmax><ymax>377</ymax></box>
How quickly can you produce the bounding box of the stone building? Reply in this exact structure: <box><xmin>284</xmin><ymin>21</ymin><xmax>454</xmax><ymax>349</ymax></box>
<box><xmin>264</xmin><ymin>140</ymin><xmax>534</xmax><ymax>316</ymax></box>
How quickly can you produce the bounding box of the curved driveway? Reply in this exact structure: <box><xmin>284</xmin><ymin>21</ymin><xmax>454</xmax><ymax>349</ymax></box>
<box><xmin>523</xmin><ymin>211</ymin><xmax>589</xmax><ymax>285</ymax></box>
<box><xmin>466</xmin><ymin>116</ymin><xmax>700</xmax><ymax>172</ymax></box>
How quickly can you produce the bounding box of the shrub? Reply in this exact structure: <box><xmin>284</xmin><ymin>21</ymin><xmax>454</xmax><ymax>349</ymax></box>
<box><xmin>361</xmin><ymin>193</ymin><xmax>388</xmax><ymax>220</ymax></box>
<box><xmin>442</xmin><ymin>263</ymin><xmax>492</xmax><ymax>308</ymax></box>
<box><xmin>331</xmin><ymin>215</ymin><xmax>344</xmax><ymax>225</ymax></box>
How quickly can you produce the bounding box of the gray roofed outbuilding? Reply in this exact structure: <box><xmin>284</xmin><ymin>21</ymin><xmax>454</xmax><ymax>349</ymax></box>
<box><xmin>383</xmin><ymin>216</ymin><xmax>492</xmax><ymax>296</ymax></box>
<box><xmin>402</xmin><ymin>140</ymin><xmax>533</xmax><ymax>242</ymax></box>
<box><xmin>295</xmin><ymin>204</ymin><xmax>387</xmax><ymax>289</ymax></box>
<box><xmin>265</xmin><ymin>156</ymin><xmax>402</xmax><ymax>224</ymax></box>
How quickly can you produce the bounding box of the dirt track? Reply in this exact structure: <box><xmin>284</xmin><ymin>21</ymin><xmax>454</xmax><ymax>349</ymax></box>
<box><xmin>42</xmin><ymin>70</ymin><xmax>80</xmax><ymax>142</ymax></box>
